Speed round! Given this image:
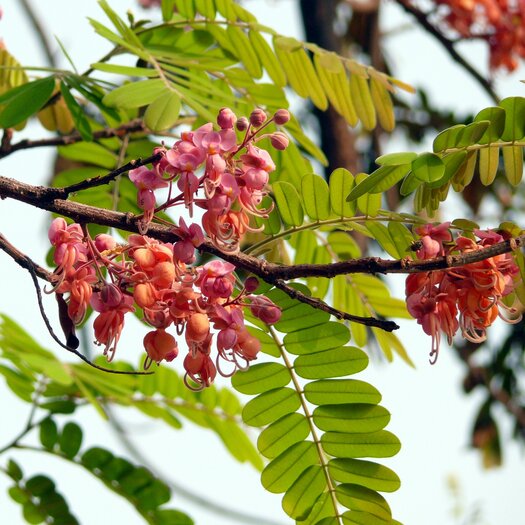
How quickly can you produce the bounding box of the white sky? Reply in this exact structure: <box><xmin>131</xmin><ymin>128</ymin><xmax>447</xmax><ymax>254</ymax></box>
<box><xmin>0</xmin><ymin>1</ymin><xmax>524</xmax><ymax>524</ymax></box>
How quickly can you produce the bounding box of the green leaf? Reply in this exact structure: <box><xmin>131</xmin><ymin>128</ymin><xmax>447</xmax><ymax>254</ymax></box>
<box><xmin>347</xmin><ymin>165</ymin><xmax>407</xmax><ymax>201</ymax></box>
<box><xmin>144</xmin><ymin>90</ymin><xmax>181</xmax><ymax>131</ymax></box>
<box><xmin>321</xmin><ymin>430</ymin><xmax>401</xmax><ymax>458</ymax></box>
<box><xmin>301</xmin><ymin>173</ymin><xmax>331</xmax><ymax>220</ymax></box>
<box><xmin>232</xmin><ymin>363</ymin><xmax>290</xmax><ymax>394</ymax></box>
<box><xmin>411</xmin><ymin>153</ymin><xmax>445</xmax><ymax>183</ymax></box>
<box><xmin>474</xmin><ymin>106</ymin><xmax>505</xmax><ymax>143</ymax></box>
<box><xmin>314</xmin><ymin>52</ymin><xmax>357</xmax><ymax>126</ymax></box>
<box><xmin>375</xmin><ymin>152</ymin><xmax>417</xmax><ymax>166</ymax></box>
<box><xmin>304</xmin><ymin>379</ymin><xmax>381</xmax><ymax>406</ymax></box>
<box><xmin>274</xmin><ymin>303</ymin><xmax>330</xmax><ymax>333</ymax></box>
<box><xmin>479</xmin><ymin>145</ymin><xmax>500</xmax><ymax>186</ymax></box>
<box><xmin>272</xmin><ymin>181</ymin><xmax>304</xmax><ymax>226</ymax></box>
<box><xmin>365</xmin><ymin>221</ymin><xmax>398</xmax><ymax>258</ymax></box>
<box><xmin>246</xmin><ymin>326</ymin><xmax>280</xmax><ymax>357</ymax></box>
<box><xmin>433</xmin><ymin>124</ymin><xmax>465</xmax><ymax>152</ymax></box>
<box><xmin>0</xmin><ymin>76</ymin><xmax>54</xmax><ymax>128</ymax></box>
<box><xmin>81</xmin><ymin>447</ymin><xmax>114</xmax><ymax>470</ymax></box>
<box><xmin>502</xmin><ymin>145</ymin><xmax>523</xmax><ymax>186</ymax></box>
<box><xmin>7</xmin><ymin>459</ymin><xmax>23</xmax><ymax>482</ymax></box>
<box><xmin>283</xmin><ymin>322</ymin><xmax>350</xmax><ymax>354</ymax></box>
<box><xmin>500</xmin><ymin>96</ymin><xmax>525</xmax><ymax>141</ymax></box>
<box><xmin>294</xmin><ymin>347</ymin><xmax>368</xmax><ymax>379</ymax></box>
<box><xmin>151</xmin><ymin>508</ymin><xmax>194</xmax><ymax>525</ymax></box>
<box><xmin>257</xmin><ymin>413</ymin><xmax>310</xmax><ymax>459</ymax></box>
<box><xmin>249</xmin><ymin>30</ymin><xmax>287</xmax><ymax>87</ymax></box>
<box><xmin>282</xmin><ymin>465</ymin><xmax>326</xmax><ymax>520</ymax></box>
<box><xmin>330</xmin><ymin>168</ymin><xmax>355</xmax><ymax>217</ymax></box>
<box><xmin>455</xmin><ymin>121</ymin><xmax>489</xmax><ymax>147</ymax></box>
<box><xmin>313</xmin><ymin>404</ymin><xmax>390</xmax><ymax>433</ymax></box>
<box><xmin>90</xmin><ymin>62</ymin><xmax>158</xmax><ymax>77</ymax></box>
<box><xmin>261</xmin><ymin>441</ymin><xmax>318</xmax><ymax>493</ymax></box>
<box><xmin>60</xmin><ymin>81</ymin><xmax>92</xmax><ymax>141</ymax></box>
<box><xmin>226</xmin><ymin>26</ymin><xmax>262</xmax><ymax>78</ymax></box>
<box><xmin>349</xmin><ymin>73</ymin><xmax>376</xmax><ymax>130</ymax></box>
<box><xmin>328</xmin><ymin>458</ymin><xmax>401</xmax><ymax>492</ymax></box>
<box><xmin>336</xmin><ymin>484</ymin><xmax>391</xmax><ymax>521</ymax></box>
<box><xmin>59</xmin><ymin>422</ymin><xmax>83</xmax><ymax>459</ymax></box>
<box><xmin>369</xmin><ymin>75</ymin><xmax>395</xmax><ymax>132</ymax></box>
<box><xmin>103</xmin><ymin>79</ymin><xmax>166</xmax><ymax>108</ymax></box>
<box><xmin>355</xmin><ymin>174</ymin><xmax>380</xmax><ymax>216</ymax></box>
<box><xmin>39</xmin><ymin>418</ymin><xmax>59</xmax><ymax>450</ymax></box>
<box><xmin>25</xmin><ymin>475</ymin><xmax>55</xmax><ymax>497</ymax></box>
<box><xmin>58</xmin><ymin>142</ymin><xmax>116</xmax><ymax>169</ymax></box>
<box><xmin>387</xmin><ymin>221</ymin><xmax>414</xmax><ymax>256</ymax></box>
<box><xmin>243</xmin><ymin>387</ymin><xmax>301</xmax><ymax>426</ymax></box>
<box><xmin>22</xmin><ymin>502</ymin><xmax>46</xmax><ymax>525</ymax></box>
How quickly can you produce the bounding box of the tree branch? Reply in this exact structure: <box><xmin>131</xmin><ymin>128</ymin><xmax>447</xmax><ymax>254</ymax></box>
<box><xmin>19</xmin><ymin>0</ymin><xmax>56</xmax><ymax>68</ymax></box>
<box><xmin>3</xmin><ymin>175</ymin><xmax>525</xmax><ymax>333</ymax></box>
<box><xmin>0</xmin><ymin>119</ymin><xmax>147</xmax><ymax>159</ymax></box>
<box><xmin>394</xmin><ymin>0</ymin><xmax>499</xmax><ymax>104</ymax></box>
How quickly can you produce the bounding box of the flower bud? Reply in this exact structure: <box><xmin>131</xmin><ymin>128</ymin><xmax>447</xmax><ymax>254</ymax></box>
<box><xmin>273</xmin><ymin>109</ymin><xmax>290</xmax><ymax>125</ymax></box>
<box><xmin>95</xmin><ymin>234</ymin><xmax>117</xmax><ymax>253</ymax></box>
<box><xmin>144</xmin><ymin>329</ymin><xmax>178</xmax><ymax>363</ymax></box>
<box><xmin>217</xmin><ymin>107</ymin><xmax>237</xmax><ymax>129</ymax></box>
<box><xmin>249</xmin><ymin>108</ymin><xmax>267</xmax><ymax>128</ymax></box>
<box><xmin>270</xmin><ymin>131</ymin><xmax>289</xmax><ymax>151</ymax></box>
<box><xmin>244</xmin><ymin>276</ymin><xmax>259</xmax><ymax>293</ymax></box>
<box><xmin>186</xmin><ymin>313</ymin><xmax>210</xmax><ymax>343</ymax></box>
<box><xmin>153</xmin><ymin>261</ymin><xmax>175</xmax><ymax>288</ymax></box>
<box><xmin>236</xmin><ymin>117</ymin><xmax>249</xmax><ymax>131</ymax></box>
<box><xmin>134</xmin><ymin>282</ymin><xmax>157</xmax><ymax>308</ymax></box>
<box><xmin>133</xmin><ymin>248</ymin><xmax>156</xmax><ymax>269</ymax></box>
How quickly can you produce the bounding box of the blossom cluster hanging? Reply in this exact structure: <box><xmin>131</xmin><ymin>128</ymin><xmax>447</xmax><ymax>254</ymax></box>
<box><xmin>406</xmin><ymin>223</ymin><xmax>522</xmax><ymax>363</ymax></box>
<box><xmin>47</xmin><ymin>107</ymin><xmax>288</xmax><ymax>389</ymax></box>
<box><xmin>430</xmin><ymin>0</ymin><xmax>525</xmax><ymax>71</ymax></box>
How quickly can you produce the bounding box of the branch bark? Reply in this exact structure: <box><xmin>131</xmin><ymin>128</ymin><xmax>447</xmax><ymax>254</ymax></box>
<box><xmin>394</xmin><ymin>0</ymin><xmax>499</xmax><ymax>104</ymax></box>
<box><xmin>1</xmin><ymin>174</ymin><xmax>524</xmax><ymax>280</ymax></box>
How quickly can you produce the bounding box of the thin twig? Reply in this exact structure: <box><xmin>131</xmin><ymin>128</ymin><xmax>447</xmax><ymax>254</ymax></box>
<box><xmin>0</xmin><ymin>233</ymin><xmax>152</xmax><ymax>376</ymax></box>
<box><xmin>273</xmin><ymin>279</ymin><xmax>399</xmax><ymax>331</ymax></box>
<box><xmin>0</xmin><ymin>119</ymin><xmax>147</xmax><ymax>159</ymax></box>
<box><xmin>394</xmin><ymin>0</ymin><xmax>499</xmax><ymax>103</ymax></box>
<box><xmin>3</xmin><ymin>176</ymin><xmax>525</xmax><ymax>331</ymax></box>
<box><xmin>19</xmin><ymin>0</ymin><xmax>56</xmax><ymax>68</ymax></box>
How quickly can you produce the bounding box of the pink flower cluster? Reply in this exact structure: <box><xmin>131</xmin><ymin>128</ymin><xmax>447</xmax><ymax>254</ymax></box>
<box><xmin>431</xmin><ymin>0</ymin><xmax>525</xmax><ymax>71</ymax></box>
<box><xmin>48</xmin><ymin>220</ymin><xmax>281</xmax><ymax>389</ymax></box>
<box><xmin>406</xmin><ymin>223</ymin><xmax>522</xmax><ymax>363</ymax></box>
<box><xmin>47</xmin><ymin>107</ymin><xmax>289</xmax><ymax>388</ymax></box>
<box><xmin>129</xmin><ymin>107</ymin><xmax>289</xmax><ymax>252</ymax></box>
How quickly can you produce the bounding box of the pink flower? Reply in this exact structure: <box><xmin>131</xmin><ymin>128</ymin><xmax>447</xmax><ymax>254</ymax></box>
<box><xmin>173</xmin><ymin>218</ymin><xmax>205</xmax><ymax>264</ymax></box>
<box><xmin>197</xmin><ymin>260</ymin><xmax>236</xmax><ymax>299</ymax></box>
<box><xmin>249</xmin><ymin>295</ymin><xmax>282</xmax><ymax>324</ymax></box>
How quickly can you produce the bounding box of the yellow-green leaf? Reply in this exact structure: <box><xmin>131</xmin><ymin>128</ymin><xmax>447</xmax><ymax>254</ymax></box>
<box><xmin>144</xmin><ymin>90</ymin><xmax>181</xmax><ymax>131</ymax></box>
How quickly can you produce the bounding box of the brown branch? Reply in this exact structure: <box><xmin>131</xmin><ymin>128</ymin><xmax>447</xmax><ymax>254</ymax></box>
<box><xmin>394</xmin><ymin>0</ymin><xmax>499</xmax><ymax>104</ymax></box>
<box><xmin>19</xmin><ymin>0</ymin><xmax>56</xmax><ymax>68</ymax></box>
<box><xmin>3</xmin><ymin>175</ymin><xmax>525</xmax><ymax>332</ymax></box>
<box><xmin>0</xmin><ymin>176</ymin><xmax>395</xmax><ymax>329</ymax></box>
<box><xmin>1</xmin><ymin>175</ymin><xmax>524</xmax><ymax>282</ymax></box>
<box><xmin>0</xmin><ymin>119</ymin><xmax>147</xmax><ymax>159</ymax></box>
<box><xmin>55</xmin><ymin>152</ymin><xmax>162</xmax><ymax>197</ymax></box>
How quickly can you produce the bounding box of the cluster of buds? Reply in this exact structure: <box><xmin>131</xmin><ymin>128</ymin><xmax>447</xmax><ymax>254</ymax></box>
<box><xmin>429</xmin><ymin>0</ymin><xmax>525</xmax><ymax>71</ymax></box>
<box><xmin>129</xmin><ymin>107</ymin><xmax>289</xmax><ymax>252</ymax></box>
<box><xmin>47</xmin><ymin>107</ymin><xmax>288</xmax><ymax>389</ymax></box>
<box><xmin>406</xmin><ymin>223</ymin><xmax>522</xmax><ymax>363</ymax></box>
